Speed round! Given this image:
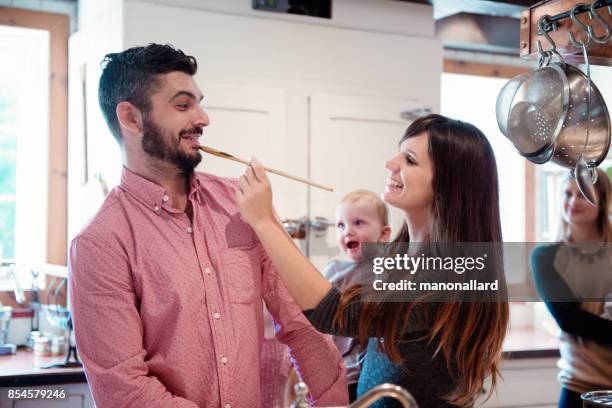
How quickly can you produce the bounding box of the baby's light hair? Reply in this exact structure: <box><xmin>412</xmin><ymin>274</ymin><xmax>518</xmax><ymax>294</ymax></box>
<box><xmin>339</xmin><ymin>190</ymin><xmax>389</xmax><ymax>226</ymax></box>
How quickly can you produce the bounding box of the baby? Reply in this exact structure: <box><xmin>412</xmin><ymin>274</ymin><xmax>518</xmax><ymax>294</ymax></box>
<box><xmin>324</xmin><ymin>190</ymin><xmax>391</xmax><ymax>401</ymax></box>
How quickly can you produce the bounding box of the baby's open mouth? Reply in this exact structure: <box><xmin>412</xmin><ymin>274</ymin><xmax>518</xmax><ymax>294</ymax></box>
<box><xmin>346</xmin><ymin>240</ymin><xmax>359</xmax><ymax>250</ymax></box>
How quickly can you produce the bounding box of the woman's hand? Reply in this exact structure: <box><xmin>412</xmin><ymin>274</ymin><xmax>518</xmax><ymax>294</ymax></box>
<box><xmin>234</xmin><ymin>158</ymin><xmax>332</xmax><ymax>310</ymax></box>
<box><xmin>235</xmin><ymin>157</ymin><xmax>275</xmax><ymax>230</ymax></box>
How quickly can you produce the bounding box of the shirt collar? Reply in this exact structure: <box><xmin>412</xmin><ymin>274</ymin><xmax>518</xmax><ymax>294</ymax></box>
<box><xmin>120</xmin><ymin>167</ymin><xmax>202</xmax><ymax>214</ymax></box>
<box><xmin>188</xmin><ymin>171</ymin><xmax>202</xmax><ymax>203</ymax></box>
<box><xmin>120</xmin><ymin>167</ymin><xmax>166</xmax><ymax>214</ymax></box>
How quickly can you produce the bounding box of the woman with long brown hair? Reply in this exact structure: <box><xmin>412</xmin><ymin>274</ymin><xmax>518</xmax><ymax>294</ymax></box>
<box><xmin>531</xmin><ymin>169</ymin><xmax>612</xmax><ymax>408</ymax></box>
<box><xmin>235</xmin><ymin>114</ymin><xmax>509</xmax><ymax>407</ymax></box>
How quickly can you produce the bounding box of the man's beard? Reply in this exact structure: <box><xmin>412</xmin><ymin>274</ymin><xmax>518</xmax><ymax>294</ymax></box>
<box><xmin>141</xmin><ymin>116</ymin><xmax>202</xmax><ymax>174</ymax></box>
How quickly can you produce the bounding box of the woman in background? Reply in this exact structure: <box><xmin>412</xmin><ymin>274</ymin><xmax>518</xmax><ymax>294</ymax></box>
<box><xmin>235</xmin><ymin>114</ymin><xmax>509</xmax><ymax>407</ymax></box>
<box><xmin>531</xmin><ymin>169</ymin><xmax>612</xmax><ymax>408</ymax></box>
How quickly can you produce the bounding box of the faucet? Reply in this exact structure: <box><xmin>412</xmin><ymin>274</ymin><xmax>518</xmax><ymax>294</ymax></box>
<box><xmin>349</xmin><ymin>384</ymin><xmax>418</xmax><ymax>408</ymax></box>
<box><xmin>1</xmin><ymin>261</ymin><xmax>25</xmax><ymax>304</ymax></box>
<box><xmin>290</xmin><ymin>382</ymin><xmax>418</xmax><ymax>408</ymax></box>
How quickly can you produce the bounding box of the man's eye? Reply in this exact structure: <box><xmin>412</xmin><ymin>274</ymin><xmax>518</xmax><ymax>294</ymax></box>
<box><xmin>177</xmin><ymin>103</ymin><xmax>190</xmax><ymax>110</ymax></box>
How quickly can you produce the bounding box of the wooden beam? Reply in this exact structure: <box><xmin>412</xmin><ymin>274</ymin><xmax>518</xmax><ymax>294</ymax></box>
<box><xmin>444</xmin><ymin>59</ymin><xmax>531</xmax><ymax>78</ymax></box>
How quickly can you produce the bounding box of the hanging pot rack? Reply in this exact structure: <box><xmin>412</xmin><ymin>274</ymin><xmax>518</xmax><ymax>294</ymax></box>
<box><xmin>520</xmin><ymin>0</ymin><xmax>612</xmax><ymax>65</ymax></box>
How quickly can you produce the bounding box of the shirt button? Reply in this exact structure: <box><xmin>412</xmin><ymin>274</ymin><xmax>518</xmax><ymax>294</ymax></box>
<box><xmin>213</xmin><ymin>312</ymin><xmax>221</xmax><ymax>319</ymax></box>
<box><xmin>153</xmin><ymin>205</ymin><xmax>160</xmax><ymax>213</ymax></box>
<box><xmin>204</xmin><ymin>267</ymin><xmax>211</xmax><ymax>275</ymax></box>
<box><xmin>162</xmin><ymin>194</ymin><xmax>169</xmax><ymax>202</ymax></box>
<box><xmin>220</xmin><ymin>356</ymin><xmax>228</xmax><ymax>364</ymax></box>
<box><xmin>186</xmin><ymin>227</ymin><xmax>193</xmax><ymax>233</ymax></box>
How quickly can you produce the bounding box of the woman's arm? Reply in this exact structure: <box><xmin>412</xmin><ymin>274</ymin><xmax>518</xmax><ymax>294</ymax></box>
<box><xmin>544</xmin><ymin>301</ymin><xmax>612</xmax><ymax>345</ymax></box>
<box><xmin>234</xmin><ymin>158</ymin><xmax>332</xmax><ymax>310</ymax></box>
<box><xmin>531</xmin><ymin>244</ymin><xmax>612</xmax><ymax>345</ymax></box>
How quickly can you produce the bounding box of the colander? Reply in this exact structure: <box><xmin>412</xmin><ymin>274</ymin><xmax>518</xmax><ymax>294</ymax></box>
<box><xmin>497</xmin><ymin>61</ymin><xmax>570</xmax><ymax>160</ymax></box>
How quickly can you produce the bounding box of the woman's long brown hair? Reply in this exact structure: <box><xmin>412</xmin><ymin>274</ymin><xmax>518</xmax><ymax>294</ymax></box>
<box><xmin>336</xmin><ymin>114</ymin><xmax>509</xmax><ymax>406</ymax></box>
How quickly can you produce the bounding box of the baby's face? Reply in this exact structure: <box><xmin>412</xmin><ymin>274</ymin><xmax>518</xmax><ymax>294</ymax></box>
<box><xmin>335</xmin><ymin>200</ymin><xmax>388</xmax><ymax>262</ymax></box>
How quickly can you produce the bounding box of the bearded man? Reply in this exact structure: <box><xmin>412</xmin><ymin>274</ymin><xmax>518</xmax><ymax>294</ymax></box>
<box><xmin>69</xmin><ymin>44</ymin><xmax>348</xmax><ymax>408</ymax></box>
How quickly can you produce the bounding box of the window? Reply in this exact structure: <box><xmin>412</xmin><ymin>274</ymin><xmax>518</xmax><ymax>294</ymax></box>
<box><xmin>536</xmin><ymin>162</ymin><xmax>612</xmax><ymax>241</ymax></box>
<box><xmin>0</xmin><ymin>24</ymin><xmax>50</xmax><ymax>288</ymax></box>
<box><xmin>441</xmin><ymin>72</ymin><xmax>527</xmax><ymax>243</ymax></box>
<box><xmin>440</xmin><ymin>63</ymin><xmax>559</xmax><ymax>341</ymax></box>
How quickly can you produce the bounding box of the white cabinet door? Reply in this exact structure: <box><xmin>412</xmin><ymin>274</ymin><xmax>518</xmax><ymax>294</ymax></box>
<box><xmin>307</xmin><ymin>93</ymin><xmax>425</xmax><ymax>270</ymax></box>
<box><xmin>479</xmin><ymin>358</ymin><xmax>560</xmax><ymax>407</ymax></box>
<box><xmin>197</xmin><ymin>83</ymin><xmax>295</xmax><ymax>217</ymax></box>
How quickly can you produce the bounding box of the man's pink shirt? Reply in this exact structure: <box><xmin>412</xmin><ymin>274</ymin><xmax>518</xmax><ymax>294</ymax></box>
<box><xmin>69</xmin><ymin>167</ymin><xmax>348</xmax><ymax>407</ymax></box>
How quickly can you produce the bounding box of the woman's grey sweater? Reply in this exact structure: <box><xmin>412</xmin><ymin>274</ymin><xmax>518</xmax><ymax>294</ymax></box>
<box><xmin>304</xmin><ymin>287</ymin><xmax>464</xmax><ymax>408</ymax></box>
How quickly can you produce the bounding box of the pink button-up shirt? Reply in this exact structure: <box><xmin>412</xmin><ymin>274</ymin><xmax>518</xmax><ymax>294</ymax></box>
<box><xmin>69</xmin><ymin>167</ymin><xmax>348</xmax><ymax>408</ymax></box>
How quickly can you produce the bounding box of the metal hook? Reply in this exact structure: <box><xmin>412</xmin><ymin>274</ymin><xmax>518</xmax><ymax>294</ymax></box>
<box><xmin>568</xmin><ymin>4</ymin><xmax>594</xmax><ymax>48</ymax></box>
<box><xmin>588</xmin><ymin>1</ymin><xmax>611</xmax><ymax>43</ymax></box>
<box><xmin>536</xmin><ymin>15</ymin><xmax>557</xmax><ymax>64</ymax></box>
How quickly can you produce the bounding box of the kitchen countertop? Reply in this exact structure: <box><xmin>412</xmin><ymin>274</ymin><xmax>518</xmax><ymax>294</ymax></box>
<box><xmin>0</xmin><ymin>347</ymin><xmax>86</xmax><ymax>387</ymax></box>
<box><xmin>0</xmin><ymin>326</ymin><xmax>560</xmax><ymax>387</ymax></box>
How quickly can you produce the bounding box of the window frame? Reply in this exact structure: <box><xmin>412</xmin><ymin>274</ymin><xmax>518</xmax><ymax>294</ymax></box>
<box><xmin>0</xmin><ymin>7</ymin><xmax>68</xmax><ymax>306</ymax></box>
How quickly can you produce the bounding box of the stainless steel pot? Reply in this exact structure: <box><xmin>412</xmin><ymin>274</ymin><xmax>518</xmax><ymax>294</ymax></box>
<box><xmin>498</xmin><ymin>59</ymin><xmax>610</xmax><ymax>170</ymax></box>
<box><xmin>548</xmin><ymin>64</ymin><xmax>610</xmax><ymax>169</ymax></box>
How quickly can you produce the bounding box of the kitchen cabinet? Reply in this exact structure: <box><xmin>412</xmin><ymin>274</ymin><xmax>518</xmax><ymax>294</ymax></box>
<box><xmin>0</xmin><ymin>350</ymin><xmax>91</xmax><ymax>408</ymax></box>
<box><xmin>479</xmin><ymin>357</ymin><xmax>561</xmax><ymax>408</ymax></box>
<box><xmin>0</xmin><ymin>383</ymin><xmax>93</xmax><ymax>408</ymax></box>
<box><xmin>307</xmin><ymin>93</ymin><xmax>424</xmax><ymax>269</ymax></box>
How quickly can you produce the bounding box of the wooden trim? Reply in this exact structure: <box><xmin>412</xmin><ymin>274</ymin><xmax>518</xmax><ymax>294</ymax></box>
<box><xmin>443</xmin><ymin>59</ymin><xmax>530</xmax><ymax>79</ymax></box>
<box><xmin>525</xmin><ymin>162</ymin><xmax>536</xmax><ymax>242</ymax></box>
<box><xmin>0</xmin><ymin>7</ymin><xmax>69</xmax><ymax>267</ymax></box>
<box><xmin>520</xmin><ymin>0</ymin><xmax>612</xmax><ymax>66</ymax></box>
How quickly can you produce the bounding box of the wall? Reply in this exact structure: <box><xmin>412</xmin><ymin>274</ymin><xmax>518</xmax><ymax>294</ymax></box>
<box><xmin>123</xmin><ymin>0</ymin><xmax>435</xmax><ymax>37</ymax></box>
<box><xmin>67</xmin><ymin>2</ymin><xmax>123</xmax><ymax>240</ymax></box>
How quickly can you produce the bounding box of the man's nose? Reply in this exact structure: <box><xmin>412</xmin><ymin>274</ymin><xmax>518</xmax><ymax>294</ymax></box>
<box><xmin>194</xmin><ymin>106</ymin><xmax>210</xmax><ymax>128</ymax></box>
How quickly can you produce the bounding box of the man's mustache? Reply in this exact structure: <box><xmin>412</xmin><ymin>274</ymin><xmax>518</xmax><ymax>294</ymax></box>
<box><xmin>180</xmin><ymin>127</ymin><xmax>203</xmax><ymax>137</ymax></box>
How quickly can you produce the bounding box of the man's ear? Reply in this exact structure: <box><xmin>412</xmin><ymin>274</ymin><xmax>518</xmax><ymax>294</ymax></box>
<box><xmin>116</xmin><ymin>101</ymin><xmax>144</xmax><ymax>137</ymax></box>
<box><xmin>379</xmin><ymin>225</ymin><xmax>392</xmax><ymax>242</ymax></box>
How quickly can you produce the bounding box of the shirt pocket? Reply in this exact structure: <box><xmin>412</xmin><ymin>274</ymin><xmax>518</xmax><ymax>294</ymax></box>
<box><xmin>220</xmin><ymin>245</ymin><xmax>262</xmax><ymax>304</ymax></box>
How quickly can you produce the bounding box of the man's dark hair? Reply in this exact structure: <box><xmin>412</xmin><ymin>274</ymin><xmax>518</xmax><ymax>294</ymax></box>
<box><xmin>98</xmin><ymin>43</ymin><xmax>198</xmax><ymax>144</ymax></box>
